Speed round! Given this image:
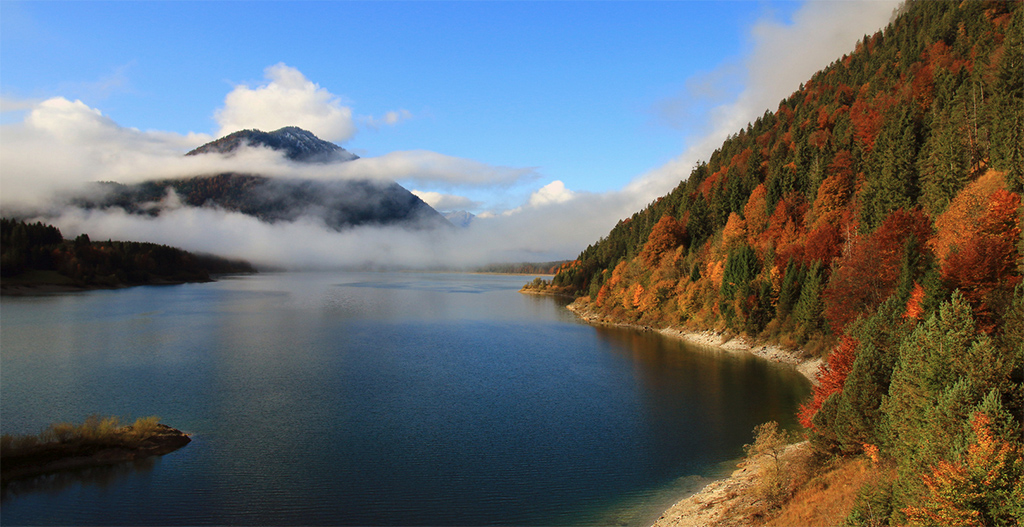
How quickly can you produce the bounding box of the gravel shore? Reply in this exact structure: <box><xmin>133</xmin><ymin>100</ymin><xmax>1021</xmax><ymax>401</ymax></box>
<box><xmin>565</xmin><ymin>300</ymin><xmax>823</xmax><ymax>385</ymax></box>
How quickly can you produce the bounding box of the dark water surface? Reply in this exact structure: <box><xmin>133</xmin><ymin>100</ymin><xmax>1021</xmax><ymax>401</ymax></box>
<box><xmin>0</xmin><ymin>272</ymin><xmax>809</xmax><ymax>526</ymax></box>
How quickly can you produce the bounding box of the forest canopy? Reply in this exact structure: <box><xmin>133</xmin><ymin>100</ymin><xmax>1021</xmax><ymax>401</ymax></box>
<box><xmin>1</xmin><ymin>218</ymin><xmax>255</xmax><ymax>290</ymax></box>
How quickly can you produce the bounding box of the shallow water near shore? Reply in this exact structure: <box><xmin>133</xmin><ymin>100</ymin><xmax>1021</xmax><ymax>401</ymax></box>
<box><xmin>0</xmin><ymin>272</ymin><xmax>809</xmax><ymax>526</ymax></box>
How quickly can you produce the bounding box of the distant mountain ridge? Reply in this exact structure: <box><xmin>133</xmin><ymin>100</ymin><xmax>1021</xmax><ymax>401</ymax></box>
<box><xmin>71</xmin><ymin>127</ymin><xmax>450</xmax><ymax>231</ymax></box>
<box><xmin>186</xmin><ymin>126</ymin><xmax>359</xmax><ymax>163</ymax></box>
<box><xmin>443</xmin><ymin>210</ymin><xmax>475</xmax><ymax>228</ymax></box>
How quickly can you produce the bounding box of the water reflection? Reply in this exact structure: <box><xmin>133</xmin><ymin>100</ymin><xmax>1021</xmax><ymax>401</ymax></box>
<box><xmin>1</xmin><ymin>457</ymin><xmax>158</xmax><ymax>501</ymax></box>
<box><xmin>0</xmin><ymin>273</ymin><xmax>811</xmax><ymax>526</ymax></box>
<box><xmin>592</xmin><ymin>326</ymin><xmax>810</xmax><ymax>465</ymax></box>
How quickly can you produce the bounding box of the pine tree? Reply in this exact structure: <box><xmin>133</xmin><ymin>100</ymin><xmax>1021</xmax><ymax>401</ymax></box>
<box><xmin>829</xmin><ymin>297</ymin><xmax>909</xmax><ymax>452</ymax></box>
<box><xmin>794</xmin><ymin>259</ymin><xmax>826</xmax><ymax>333</ymax></box>
<box><xmin>882</xmin><ymin>292</ymin><xmax>1019</xmax><ymax>520</ymax></box>
<box><xmin>990</xmin><ymin>7</ymin><xmax>1024</xmax><ymax>191</ymax></box>
<box><xmin>903</xmin><ymin>412</ymin><xmax>1024</xmax><ymax>527</ymax></box>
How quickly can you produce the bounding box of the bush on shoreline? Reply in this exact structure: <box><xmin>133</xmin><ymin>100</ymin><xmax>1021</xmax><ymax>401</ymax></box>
<box><xmin>1</xmin><ymin>415</ymin><xmax>163</xmax><ymax>458</ymax></box>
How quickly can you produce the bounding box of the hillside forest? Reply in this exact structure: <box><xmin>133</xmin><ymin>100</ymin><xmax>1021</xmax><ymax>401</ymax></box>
<box><xmin>0</xmin><ymin>218</ymin><xmax>255</xmax><ymax>290</ymax></box>
<box><xmin>528</xmin><ymin>1</ymin><xmax>1024</xmax><ymax>524</ymax></box>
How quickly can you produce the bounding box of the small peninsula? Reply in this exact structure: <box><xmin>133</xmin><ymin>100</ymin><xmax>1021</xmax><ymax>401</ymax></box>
<box><xmin>1</xmin><ymin>416</ymin><xmax>191</xmax><ymax>485</ymax></box>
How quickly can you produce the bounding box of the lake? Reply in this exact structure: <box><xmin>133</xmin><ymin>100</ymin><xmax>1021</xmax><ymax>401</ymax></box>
<box><xmin>0</xmin><ymin>272</ymin><xmax>809</xmax><ymax>526</ymax></box>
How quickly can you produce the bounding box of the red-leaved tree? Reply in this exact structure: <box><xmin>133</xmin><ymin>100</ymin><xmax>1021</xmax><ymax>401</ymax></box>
<box><xmin>798</xmin><ymin>335</ymin><xmax>859</xmax><ymax>430</ymax></box>
<box><xmin>823</xmin><ymin>208</ymin><xmax>933</xmax><ymax>334</ymax></box>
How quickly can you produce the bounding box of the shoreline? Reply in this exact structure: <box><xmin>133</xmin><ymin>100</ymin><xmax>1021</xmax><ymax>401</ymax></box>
<box><xmin>565</xmin><ymin>299</ymin><xmax>823</xmax><ymax>385</ymax></box>
<box><xmin>0</xmin><ymin>279</ymin><xmax>203</xmax><ymax>296</ymax></box>
<box><xmin>557</xmin><ymin>298</ymin><xmax>822</xmax><ymax>527</ymax></box>
<box><xmin>651</xmin><ymin>442</ymin><xmax>812</xmax><ymax>527</ymax></box>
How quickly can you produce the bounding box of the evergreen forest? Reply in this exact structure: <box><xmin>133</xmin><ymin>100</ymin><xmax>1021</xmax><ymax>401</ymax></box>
<box><xmin>0</xmin><ymin>218</ymin><xmax>255</xmax><ymax>290</ymax></box>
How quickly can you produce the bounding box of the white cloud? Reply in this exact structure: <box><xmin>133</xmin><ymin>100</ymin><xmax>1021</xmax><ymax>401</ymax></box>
<box><xmin>335</xmin><ymin>150</ymin><xmax>537</xmax><ymax>187</ymax></box>
<box><xmin>215</xmin><ymin>63</ymin><xmax>357</xmax><ymax>142</ymax></box>
<box><xmin>363</xmin><ymin>109</ymin><xmax>413</xmax><ymax>130</ymax></box>
<box><xmin>0</xmin><ymin>97</ymin><xmax>212</xmax><ymax>209</ymax></box>
<box><xmin>411</xmin><ymin>190</ymin><xmax>479</xmax><ymax>211</ymax></box>
<box><xmin>528</xmin><ymin>180</ymin><xmax>574</xmax><ymax>208</ymax></box>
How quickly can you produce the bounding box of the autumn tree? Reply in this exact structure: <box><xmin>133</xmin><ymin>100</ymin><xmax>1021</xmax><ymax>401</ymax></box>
<box><xmin>904</xmin><ymin>282</ymin><xmax>926</xmax><ymax>320</ymax></box>
<box><xmin>823</xmin><ymin>208</ymin><xmax>933</xmax><ymax>334</ymax></box>
<box><xmin>720</xmin><ymin>212</ymin><xmax>747</xmax><ymax>252</ymax></box>
<box><xmin>639</xmin><ymin>215</ymin><xmax>686</xmax><ymax>268</ymax></box>
<box><xmin>930</xmin><ymin>169</ymin><xmax>1004</xmax><ymax>264</ymax></box>
<box><xmin>743</xmin><ymin>184</ymin><xmax>770</xmax><ymax>247</ymax></box>
<box><xmin>808</xmin><ymin>164</ymin><xmax>854</xmax><ymax>231</ymax></box>
<box><xmin>801</xmin><ymin>221</ymin><xmax>844</xmax><ymax>270</ymax></box>
<box><xmin>941</xmin><ymin>189</ymin><xmax>1023</xmax><ymax>329</ymax></box>
<box><xmin>798</xmin><ymin>335</ymin><xmax>858</xmax><ymax>431</ymax></box>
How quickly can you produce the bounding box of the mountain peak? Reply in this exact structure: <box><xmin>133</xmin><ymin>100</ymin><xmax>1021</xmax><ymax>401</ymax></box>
<box><xmin>186</xmin><ymin>126</ymin><xmax>359</xmax><ymax>163</ymax></box>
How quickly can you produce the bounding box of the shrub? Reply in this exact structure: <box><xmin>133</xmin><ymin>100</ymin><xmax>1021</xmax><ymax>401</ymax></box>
<box><xmin>1</xmin><ymin>415</ymin><xmax>163</xmax><ymax>457</ymax></box>
<box><xmin>744</xmin><ymin>421</ymin><xmax>798</xmax><ymax>509</ymax></box>
<box><xmin>129</xmin><ymin>416</ymin><xmax>162</xmax><ymax>440</ymax></box>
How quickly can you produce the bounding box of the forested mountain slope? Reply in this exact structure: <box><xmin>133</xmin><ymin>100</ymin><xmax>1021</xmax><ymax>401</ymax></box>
<box><xmin>551</xmin><ymin>0</ymin><xmax>1021</xmax><ymax>349</ymax></box>
<box><xmin>542</xmin><ymin>1</ymin><xmax>1023</xmax><ymax>523</ymax></box>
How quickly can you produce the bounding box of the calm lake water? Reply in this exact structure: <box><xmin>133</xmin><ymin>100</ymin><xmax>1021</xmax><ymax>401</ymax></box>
<box><xmin>0</xmin><ymin>272</ymin><xmax>809</xmax><ymax>526</ymax></box>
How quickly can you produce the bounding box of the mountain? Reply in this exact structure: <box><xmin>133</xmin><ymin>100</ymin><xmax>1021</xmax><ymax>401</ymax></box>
<box><xmin>443</xmin><ymin>210</ymin><xmax>475</xmax><ymax>228</ymax></box>
<box><xmin>186</xmin><ymin>126</ymin><xmax>359</xmax><ymax>163</ymax></box>
<box><xmin>539</xmin><ymin>1</ymin><xmax>1023</xmax><ymax>524</ymax></box>
<box><xmin>74</xmin><ymin>127</ymin><xmax>451</xmax><ymax>231</ymax></box>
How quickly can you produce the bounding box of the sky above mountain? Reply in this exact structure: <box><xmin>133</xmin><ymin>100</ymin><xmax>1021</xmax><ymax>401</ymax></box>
<box><xmin>0</xmin><ymin>0</ymin><xmax>900</xmax><ymax>266</ymax></box>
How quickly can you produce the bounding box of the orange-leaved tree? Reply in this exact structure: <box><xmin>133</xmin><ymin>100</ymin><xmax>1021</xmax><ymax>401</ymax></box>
<box><xmin>941</xmin><ymin>189</ymin><xmax>1022</xmax><ymax>330</ymax></box>
<box><xmin>930</xmin><ymin>169</ymin><xmax>1005</xmax><ymax>264</ymax></box>
<box><xmin>744</xmin><ymin>184</ymin><xmax>770</xmax><ymax>247</ymax></box>
<box><xmin>904</xmin><ymin>282</ymin><xmax>926</xmax><ymax>320</ymax></box>
<box><xmin>639</xmin><ymin>215</ymin><xmax>686</xmax><ymax>268</ymax></box>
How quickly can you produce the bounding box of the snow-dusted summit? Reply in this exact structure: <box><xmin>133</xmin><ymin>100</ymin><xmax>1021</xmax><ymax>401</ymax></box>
<box><xmin>186</xmin><ymin>126</ymin><xmax>359</xmax><ymax>163</ymax></box>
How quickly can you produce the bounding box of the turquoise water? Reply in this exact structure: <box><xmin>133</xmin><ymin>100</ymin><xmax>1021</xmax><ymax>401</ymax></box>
<box><xmin>0</xmin><ymin>272</ymin><xmax>809</xmax><ymax>526</ymax></box>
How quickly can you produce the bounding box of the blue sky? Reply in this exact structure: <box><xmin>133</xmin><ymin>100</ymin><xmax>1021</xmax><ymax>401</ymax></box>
<box><xmin>0</xmin><ymin>1</ymin><xmax>899</xmax><ymax>266</ymax></box>
<box><xmin>2</xmin><ymin>2</ymin><xmax>782</xmax><ymax>203</ymax></box>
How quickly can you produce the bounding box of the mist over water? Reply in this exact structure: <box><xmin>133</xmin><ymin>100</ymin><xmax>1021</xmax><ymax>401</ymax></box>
<box><xmin>0</xmin><ymin>273</ymin><xmax>809</xmax><ymax>526</ymax></box>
